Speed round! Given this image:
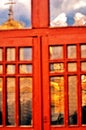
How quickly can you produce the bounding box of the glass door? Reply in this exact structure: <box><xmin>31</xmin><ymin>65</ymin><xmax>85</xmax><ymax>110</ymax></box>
<box><xmin>0</xmin><ymin>37</ymin><xmax>42</xmax><ymax>130</ymax></box>
<box><xmin>42</xmin><ymin>36</ymin><xmax>86</xmax><ymax>130</ymax></box>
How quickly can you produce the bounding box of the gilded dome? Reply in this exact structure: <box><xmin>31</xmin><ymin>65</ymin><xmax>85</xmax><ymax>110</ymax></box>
<box><xmin>0</xmin><ymin>19</ymin><xmax>24</xmax><ymax>29</ymax></box>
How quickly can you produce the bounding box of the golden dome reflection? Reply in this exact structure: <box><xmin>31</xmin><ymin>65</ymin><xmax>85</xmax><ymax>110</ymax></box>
<box><xmin>0</xmin><ymin>0</ymin><xmax>24</xmax><ymax>30</ymax></box>
<box><xmin>0</xmin><ymin>19</ymin><xmax>24</xmax><ymax>30</ymax></box>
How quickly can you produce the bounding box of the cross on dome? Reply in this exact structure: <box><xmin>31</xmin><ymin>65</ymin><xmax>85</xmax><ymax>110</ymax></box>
<box><xmin>5</xmin><ymin>0</ymin><xmax>16</xmax><ymax>20</ymax></box>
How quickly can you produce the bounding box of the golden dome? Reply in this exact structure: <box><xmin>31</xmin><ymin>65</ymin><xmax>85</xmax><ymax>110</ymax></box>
<box><xmin>0</xmin><ymin>19</ymin><xmax>24</xmax><ymax>30</ymax></box>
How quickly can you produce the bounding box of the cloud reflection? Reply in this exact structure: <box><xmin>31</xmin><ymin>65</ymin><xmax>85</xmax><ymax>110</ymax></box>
<box><xmin>50</xmin><ymin>0</ymin><xmax>86</xmax><ymax>26</ymax></box>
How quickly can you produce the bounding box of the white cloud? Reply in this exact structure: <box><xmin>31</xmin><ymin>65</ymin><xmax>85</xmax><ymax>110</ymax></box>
<box><xmin>74</xmin><ymin>1</ymin><xmax>86</xmax><ymax>9</ymax></box>
<box><xmin>51</xmin><ymin>13</ymin><xmax>67</xmax><ymax>27</ymax></box>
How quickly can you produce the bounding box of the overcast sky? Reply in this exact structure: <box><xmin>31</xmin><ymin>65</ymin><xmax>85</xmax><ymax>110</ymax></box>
<box><xmin>0</xmin><ymin>0</ymin><xmax>31</xmax><ymax>9</ymax></box>
<box><xmin>50</xmin><ymin>0</ymin><xmax>86</xmax><ymax>19</ymax></box>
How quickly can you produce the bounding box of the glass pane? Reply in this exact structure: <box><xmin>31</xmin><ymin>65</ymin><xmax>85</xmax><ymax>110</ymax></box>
<box><xmin>19</xmin><ymin>77</ymin><xmax>32</xmax><ymax>125</ymax></box>
<box><xmin>81</xmin><ymin>62</ymin><xmax>86</xmax><ymax>71</ymax></box>
<box><xmin>0</xmin><ymin>65</ymin><xmax>3</xmax><ymax>74</ymax></box>
<box><xmin>0</xmin><ymin>0</ymin><xmax>31</xmax><ymax>30</ymax></box>
<box><xmin>68</xmin><ymin>63</ymin><xmax>77</xmax><ymax>72</ymax></box>
<box><xmin>50</xmin><ymin>0</ymin><xmax>86</xmax><ymax>27</ymax></box>
<box><xmin>0</xmin><ymin>78</ymin><xmax>2</xmax><ymax>125</ymax></box>
<box><xmin>81</xmin><ymin>75</ymin><xmax>86</xmax><ymax>124</ymax></box>
<box><xmin>19</xmin><ymin>48</ymin><xmax>32</xmax><ymax>61</ymax></box>
<box><xmin>50</xmin><ymin>76</ymin><xmax>64</xmax><ymax>125</ymax></box>
<box><xmin>67</xmin><ymin>45</ymin><xmax>76</xmax><ymax>58</ymax></box>
<box><xmin>81</xmin><ymin>45</ymin><xmax>86</xmax><ymax>58</ymax></box>
<box><xmin>0</xmin><ymin>48</ymin><xmax>2</xmax><ymax>61</ymax></box>
<box><xmin>19</xmin><ymin>64</ymin><xmax>32</xmax><ymax>74</ymax></box>
<box><xmin>7</xmin><ymin>48</ymin><xmax>15</xmax><ymax>61</ymax></box>
<box><xmin>7</xmin><ymin>65</ymin><xmax>15</xmax><ymax>74</ymax></box>
<box><xmin>68</xmin><ymin>76</ymin><xmax>77</xmax><ymax>125</ymax></box>
<box><xmin>49</xmin><ymin>46</ymin><xmax>63</xmax><ymax>59</ymax></box>
<box><xmin>6</xmin><ymin>78</ymin><xmax>15</xmax><ymax>125</ymax></box>
<box><xmin>50</xmin><ymin>63</ymin><xmax>64</xmax><ymax>72</ymax></box>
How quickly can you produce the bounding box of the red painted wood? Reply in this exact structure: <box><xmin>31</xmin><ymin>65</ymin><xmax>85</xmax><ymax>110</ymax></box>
<box><xmin>42</xmin><ymin>36</ymin><xmax>50</xmax><ymax>130</ymax></box>
<box><xmin>0</xmin><ymin>27</ymin><xmax>85</xmax><ymax>38</ymax></box>
<box><xmin>32</xmin><ymin>0</ymin><xmax>49</xmax><ymax>28</ymax></box>
<box><xmin>33</xmin><ymin>37</ymin><xmax>42</xmax><ymax>130</ymax></box>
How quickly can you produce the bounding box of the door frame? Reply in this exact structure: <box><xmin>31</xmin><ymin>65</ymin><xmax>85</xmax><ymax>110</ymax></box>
<box><xmin>42</xmin><ymin>35</ymin><xmax>86</xmax><ymax>130</ymax></box>
<box><xmin>0</xmin><ymin>37</ymin><xmax>42</xmax><ymax>130</ymax></box>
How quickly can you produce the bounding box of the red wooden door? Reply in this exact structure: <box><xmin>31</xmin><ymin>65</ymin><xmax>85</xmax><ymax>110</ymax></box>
<box><xmin>0</xmin><ymin>37</ymin><xmax>42</xmax><ymax>130</ymax></box>
<box><xmin>42</xmin><ymin>35</ymin><xmax>86</xmax><ymax>130</ymax></box>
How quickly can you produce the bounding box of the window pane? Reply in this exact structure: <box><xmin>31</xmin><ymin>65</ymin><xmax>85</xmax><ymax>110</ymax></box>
<box><xmin>50</xmin><ymin>0</ymin><xmax>86</xmax><ymax>27</ymax></box>
<box><xmin>50</xmin><ymin>63</ymin><xmax>64</xmax><ymax>72</ymax></box>
<box><xmin>6</xmin><ymin>78</ymin><xmax>15</xmax><ymax>126</ymax></box>
<box><xmin>19</xmin><ymin>64</ymin><xmax>32</xmax><ymax>74</ymax></box>
<box><xmin>19</xmin><ymin>77</ymin><xmax>32</xmax><ymax>125</ymax></box>
<box><xmin>0</xmin><ymin>48</ymin><xmax>2</xmax><ymax>61</ymax></box>
<box><xmin>81</xmin><ymin>75</ymin><xmax>86</xmax><ymax>124</ymax></box>
<box><xmin>0</xmin><ymin>78</ymin><xmax>2</xmax><ymax>125</ymax></box>
<box><xmin>49</xmin><ymin>46</ymin><xmax>63</xmax><ymax>59</ymax></box>
<box><xmin>81</xmin><ymin>45</ymin><xmax>86</xmax><ymax>58</ymax></box>
<box><xmin>0</xmin><ymin>0</ymin><xmax>31</xmax><ymax>30</ymax></box>
<box><xmin>7</xmin><ymin>48</ymin><xmax>15</xmax><ymax>61</ymax></box>
<box><xmin>67</xmin><ymin>45</ymin><xmax>76</xmax><ymax>59</ymax></box>
<box><xmin>7</xmin><ymin>65</ymin><xmax>15</xmax><ymax>74</ymax></box>
<box><xmin>68</xmin><ymin>63</ymin><xmax>77</xmax><ymax>72</ymax></box>
<box><xmin>0</xmin><ymin>65</ymin><xmax>3</xmax><ymax>74</ymax></box>
<box><xmin>50</xmin><ymin>76</ymin><xmax>64</xmax><ymax>125</ymax></box>
<box><xmin>81</xmin><ymin>62</ymin><xmax>86</xmax><ymax>71</ymax></box>
<box><xmin>68</xmin><ymin>76</ymin><xmax>77</xmax><ymax>125</ymax></box>
<box><xmin>19</xmin><ymin>48</ymin><xmax>32</xmax><ymax>61</ymax></box>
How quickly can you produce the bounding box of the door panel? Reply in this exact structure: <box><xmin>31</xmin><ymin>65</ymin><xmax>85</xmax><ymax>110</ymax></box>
<box><xmin>42</xmin><ymin>36</ymin><xmax>86</xmax><ymax>130</ymax></box>
<box><xmin>0</xmin><ymin>38</ymin><xmax>42</xmax><ymax>130</ymax></box>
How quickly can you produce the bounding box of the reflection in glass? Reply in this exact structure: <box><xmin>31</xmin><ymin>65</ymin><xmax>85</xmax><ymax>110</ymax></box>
<box><xmin>81</xmin><ymin>75</ymin><xmax>86</xmax><ymax>124</ymax></box>
<box><xmin>81</xmin><ymin>62</ymin><xmax>86</xmax><ymax>71</ymax></box>
<box><xmin>0</xmin><ymin>78</ymin><xmax>2</xmax><ymax>125</ymax></box>
<box><xmin>19</xmin><ymin>64</ymin><xmax>32</xmax><ymax>74</ymax></box>
<box><xmin>0</xmin><ymin>0</ymin><xmax>31</xmax><ymax>29</ymax></box>
<box><xmin>7</xmin><ymin>48</ymin><xmax>15</xmax><ymax>61</ymax></box>
<box><xmin>67</xmin><ymin>45</ymin><xmax>76</xmax><ymax>58</ymax></box>
<box><xmin>50</xmin><ymin>0</ymin><xmax>86</xmax><ymax>27</ymax></box>
<box><xmin>68</xmin><ymin>76</ymin><xmax>77</xmax><ymax>125</ymax></box>
<box><xmin>7</xmin><ymin>65</ymin><xmax>15</xmax><ymax>74</ymax></box>
<box><xmin>0</xmin><ymin>48</ymin><xmax>2</xmax><ymax>61</ymax></box>
<box><xmin>19</xmin><ymin>48</ymin><xmax>32</xmax><ymax>61</ymax></box>
<box><xmin>50</xmin><ymin>63</ymin><xmax>64</xmax><ymax>72</ymax></box>
<box><xmin>19</xmin><ymin>77</ymin><xmax>32</xmax><ymax>125</ymax></box>
<box><xmin>49</xmin><ymin>46</ymin><xmax>63</xmax><ymax>59</ymax></box>
<box><xmin>50</xmin><ymin>76</ymin><xmax>64</xmax><ymax>125</ymax></box>
<box><xmin>6</xmin><ymin>78</ymin><xmax>15</xmax><ymax>125</ymax></box>
<box><xmin>68</xmin><ymin>63</ymin><xmax>77</xmax><ymax>72</ymax></box>
<box><xmin>81</xmin><ymin>45</ymin><xmax>86</xmax><ymax>58</ymax></box>
<box><xmin>0</xmin><ymin>65</ymin><xmax>3</xmax><ymax>74</ymax></box>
